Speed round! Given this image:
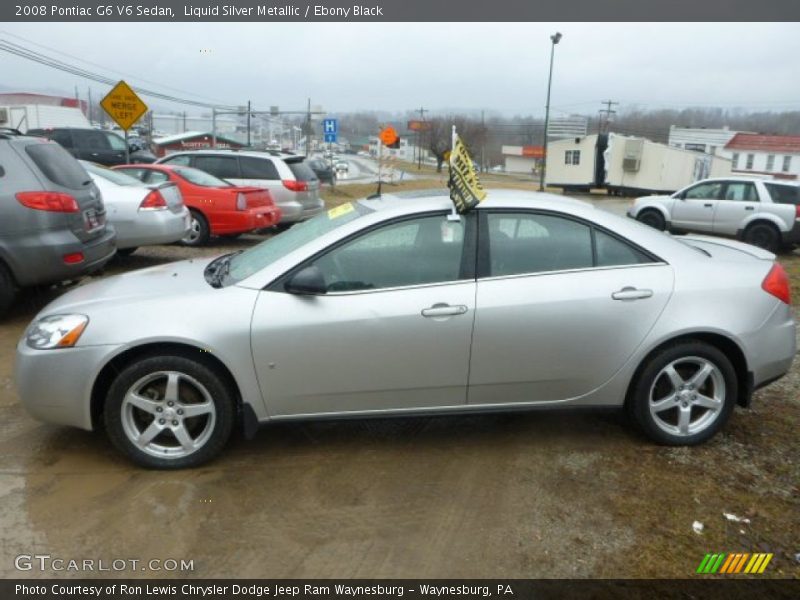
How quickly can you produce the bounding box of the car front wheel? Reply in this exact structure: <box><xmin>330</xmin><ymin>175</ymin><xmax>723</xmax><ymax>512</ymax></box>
<box><xmin>104</xmin><ymin>355</ymin><xmax>235</xmax><ymax>468</ymax></box>
<box><xmin>636</xmin><ymin>209</ymin><xmax>666</xmax><ymax>231</ymax></box>
<box><xmin>629</xmin><ymin>341</ymin><xmax>736</xmax><ymax>445</ymax></box>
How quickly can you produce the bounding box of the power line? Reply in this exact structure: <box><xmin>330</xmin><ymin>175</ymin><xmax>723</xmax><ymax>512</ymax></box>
<box><xmin>0</xmin><ymin>38</ymin><xmax>238</xmax><ymax>110</ymax></box>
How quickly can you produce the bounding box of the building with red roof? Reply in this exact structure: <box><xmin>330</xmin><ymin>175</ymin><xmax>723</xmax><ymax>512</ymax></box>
<box><xmin>724</xmin><ymin>133</ymin><xmax>800</xmax><ymax>179</ymax></box>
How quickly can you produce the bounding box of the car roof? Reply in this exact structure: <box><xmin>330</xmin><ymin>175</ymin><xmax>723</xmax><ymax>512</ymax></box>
<box><xmin>165</xmin><ymin>149</ymin><xmax>305</xmax><ymax>160</ymax></box>
<box><xmin>696</xmin><ymin>176</ymin><xmax>799</xmax><ymax>187</ymax></box>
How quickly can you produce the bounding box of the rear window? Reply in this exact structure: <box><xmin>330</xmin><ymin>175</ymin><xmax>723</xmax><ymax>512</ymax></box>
<box><xmin>240</xmin><ymin>156</ymin><xmax>280</xmax><ymax>180</ymax></box>
<box><xmin>25</xmin><ymin>142</ymin><xmax>89</xmax><ymax>190</ymax></box>
<box><xmin>82</xmin><ymin>161</ymin><xmax>141</xmax><ymax>186</ymax></box>
<box><xmin>765</xmin><ymin>183</ymin><xmax>800</xmax><ymax>205</ymax></box>
<box><xmin>174</xmin><ymin>166</ymin><xmax>231</xmax><ymax>187</ymax></box>
<box><xmin>286</xmin><ymin>159</ymin><xmax>317</xmax><ymax>182</ymax></box>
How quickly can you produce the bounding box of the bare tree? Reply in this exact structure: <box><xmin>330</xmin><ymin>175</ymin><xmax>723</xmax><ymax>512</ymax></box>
<box><xmin>427</xmin><ymin>115</ymin><xmax>488</xmax><ymax>172</ymax></box>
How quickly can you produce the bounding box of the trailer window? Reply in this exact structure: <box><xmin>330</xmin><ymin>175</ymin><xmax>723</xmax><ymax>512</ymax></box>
<box><xmin>564</xmin><ymin>150</ymin><xmax>581</xmax><ymax>166</ymax></box>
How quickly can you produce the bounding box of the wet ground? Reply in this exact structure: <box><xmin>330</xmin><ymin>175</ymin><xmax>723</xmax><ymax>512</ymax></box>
<box><xmin>0</xmin><ymin>193</ymin><xmax>797</xmax><ymax>579</ymax></box>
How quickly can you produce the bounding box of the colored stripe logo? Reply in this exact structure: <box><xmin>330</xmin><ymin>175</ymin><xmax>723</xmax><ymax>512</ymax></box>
<box><xmin>696</xmin><ymin>553</ymin><xmax>773</xmax><ymax>574</ymax></box>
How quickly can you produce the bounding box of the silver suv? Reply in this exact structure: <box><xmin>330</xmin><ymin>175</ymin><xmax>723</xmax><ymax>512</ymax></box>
<box><xmin>0</xmin><ymin>130</ymin><xmax>116</xmax><ymax>315</ymax></box>
<box><xmin>156</xmin><ymin>150</ymin><xmax>324</xmax><ymax>224</ymax></box>
<box><xmin>628</xmin><ymin>177</ymin><xmax>800</xmax><ymax>252</ymax></box>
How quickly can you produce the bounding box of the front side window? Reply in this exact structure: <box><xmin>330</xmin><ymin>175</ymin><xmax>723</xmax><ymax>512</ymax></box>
<box><xmin>683</xmin><ymin>182</ymin><xmax>724</xmax><ymax>200</ymax></box>
<box><xmin>312</xmin><ymin>214</ymin><xmax>466</xmax><ymax>292</ymax></box>
<box><xmin>722</xmin><ymin>182</ymin><xmax>758</xmax><ymax>202</ymax></box>
<box><xmin>485</xmin><ymin>212</ymin><xmax>654</xmax><ymax>277</ymax></box>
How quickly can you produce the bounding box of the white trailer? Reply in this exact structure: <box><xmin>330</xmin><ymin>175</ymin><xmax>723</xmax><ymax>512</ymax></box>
<box><xmin>0</xmin><ymin>104</ymin><xmax>91</xmax><ymax>133</ymax></box>
<box><xmin>546</xmin><ymin>133</ymin><xmax>732</xmax><ymax>195</ymax></box>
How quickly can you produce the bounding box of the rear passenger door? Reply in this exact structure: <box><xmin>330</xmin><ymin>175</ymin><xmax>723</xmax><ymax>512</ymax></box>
<box><xmin>468</xmin><ymin>210</ymin><xmax>674</xmax><ymax>405</ymax></box>
<box><xmin>73</xmin><ymin>130</ymin><xmax>126</xmax><ymax>166</ymax></box>
<box><xmin>713</xmin><ymin>181</ymin><xmax>760</xmax><ymax>235</ymax></box>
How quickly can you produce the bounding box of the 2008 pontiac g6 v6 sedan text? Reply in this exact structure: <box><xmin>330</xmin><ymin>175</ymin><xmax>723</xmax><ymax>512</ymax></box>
<box><xmin>15</xmin><ymin>190</ymin><xmax>796</xmax><ymax>468</ymax></box>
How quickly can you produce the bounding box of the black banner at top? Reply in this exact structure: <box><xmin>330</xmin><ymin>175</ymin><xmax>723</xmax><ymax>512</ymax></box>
<box><xmin>3</xmin><ymin>0</ymin><xmax>800</xmax><ymax>22</ymax></box>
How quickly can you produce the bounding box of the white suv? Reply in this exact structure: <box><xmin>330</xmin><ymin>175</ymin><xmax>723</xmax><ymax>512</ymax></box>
<box><xmin>157</xmin><ymin>150</ymin><xmax>324</xmax><ymax>224</ymax></box>
<box><xmin>628</xmin><ymin>177</ymin><xmax>800</xmax><ymax>252</ymax></box>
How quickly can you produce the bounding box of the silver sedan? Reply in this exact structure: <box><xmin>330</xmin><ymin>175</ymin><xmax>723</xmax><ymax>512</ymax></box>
<box><xmin>15</xmin><ymin>190</ymin><xmax>796</xmax><ymax>468</ymax></box>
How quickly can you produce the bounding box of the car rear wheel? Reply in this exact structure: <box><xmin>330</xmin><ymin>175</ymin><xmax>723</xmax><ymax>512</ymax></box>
<box><xmin>181</xmin><ymin>210</ymin><xmax>210</xmax><ymax>246</ymax></box>
<box><xmin>0</xmin><ymin>262</ymin><xmax>16</xmax><ymax>316</ymax></box>
<box><xmin>629</xmin><ymin>341</ymin><xmax>736</xmax><ymax>445</ymax></box>
<box><xmin>104</xmin><ymin>355</ymin><xmax>235</xmax><ymax>469</ymax></box>
<box><xmin>636</xmin><ymin>209</ymin><xmax>666</xmax><ymax>231</ymax></box>
<box><xmin>743</xmin><ymin>222</ymin><xmax>780</xmax><ymax>253</ymax></box>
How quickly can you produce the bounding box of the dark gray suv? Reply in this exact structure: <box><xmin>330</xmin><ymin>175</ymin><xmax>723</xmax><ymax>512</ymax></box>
<box><xmin>0</xmin><ymin>131</ymin><xmax>117</xmax><ymax>315</ymax></box>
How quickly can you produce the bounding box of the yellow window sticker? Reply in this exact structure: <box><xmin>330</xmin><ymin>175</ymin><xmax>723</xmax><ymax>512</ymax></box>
<box><xmin>328</xmin><ymin>202</ymin><xmax>355</xmax><ymax>219</ymax></box>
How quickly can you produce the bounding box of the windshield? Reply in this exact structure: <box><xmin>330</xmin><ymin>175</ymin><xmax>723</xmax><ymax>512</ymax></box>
<box><xmin>80</xmin><ymin>160</ymin><xmax>142</xmax><ymax>186</ymax></box>
<box><xmin>224</xmin><ymin>201</ymin><xmax>374</xmax><ymax>285</ymax></box>
<box><xmin>174</xmin><ymin>166</ymin><xmax>232</xmax><ymax>187</ymax></box>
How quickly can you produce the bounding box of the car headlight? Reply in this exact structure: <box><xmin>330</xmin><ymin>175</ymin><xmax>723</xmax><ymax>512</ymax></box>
<box><xmin>26</xmin><ymin>314</ymin><xmax>89</xmax><ymax>349</ymax></box>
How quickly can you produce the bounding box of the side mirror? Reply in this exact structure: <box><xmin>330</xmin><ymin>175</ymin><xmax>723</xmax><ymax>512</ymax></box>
<box><xmin>285</xmin><ymin>265</ymin><xmax>327</xmax><ymax>295</ymax></box>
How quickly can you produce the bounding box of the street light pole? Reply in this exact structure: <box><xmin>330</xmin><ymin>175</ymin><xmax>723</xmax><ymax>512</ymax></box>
<box><xmin>539</xmin><ymin>31</ymin><xmax>562</xmax><ymax>192</ymax></box>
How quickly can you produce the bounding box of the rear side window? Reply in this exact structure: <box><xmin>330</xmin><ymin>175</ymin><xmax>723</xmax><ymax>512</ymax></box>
<box><xmin>193</xmin><ymin>155</ymin><xmax>240</xmax><ymax>179</ymax></box>
<box><xmin>74</xmin><ymin>130</ymin><xmax>112</xmax><ymax>150</ymax></box>
<box><xmin>722</xmin><ymin>182</ymin><xmax>758</xmax><ymax>202</ymax></box>
<box><xmin>595</xmin><ymin>230</ymin><xmax>653</xmax><ymax>267</ymax></box>
<box><xmin>240</xmin><ymin>157</ymin><xmax>280</xmax><ymax>180</ymax></box>
<box><xmin>49</xmin><ymin>130</ymin><xmax>73</xmax><ymax>148</ymax></box>
<box><xmin>765</xmin><ymin>183</ymin><xmax>800</xmax><ymax>205</ymax></box>
<box><xmin>25</xmin><ymin>143</ymin><xmax>89</xmax><ymax>190</ymax></box>
<box><xmin>286</xmin><ymin>159</ymin><xmax>317</xmax><ymax>182</ymax></box>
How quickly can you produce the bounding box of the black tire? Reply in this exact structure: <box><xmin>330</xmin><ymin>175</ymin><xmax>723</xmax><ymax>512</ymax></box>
<box><xmin>0</xmin><ymin>262</ymin><xmax>16</xmax><ymax>316</ymax></box>
<box><xmin>104</xmin><ymin>354</ymin><xmax>236</xmax><ymax>469</ymax></box>
<box><xmin>636</xmin><ymin>209</ymin><xmax>666</xmax><ymax>231</ymax></box>
<box><xmin>628</xmin><ymin>341</ymin><xmax>737</xmax><ymax>446</ymax></box>
<box><xmin>220</xmin><ymin>233</ymin><xmax>242</xmax><ymax>240</ymax></box>
<box><xmin>181</xmin><ymin>209</ymin><xmax>210</xmax><ymax>246</ymax></box>
<box><xmin>117</xmin><ymin>247</ymin><xmax>138</xmax><ymax>257</ymax></box>
<box><xmin>743</xmin><ymin>222</ymin><xmax>780</xmax><ymax>253</ymax></box>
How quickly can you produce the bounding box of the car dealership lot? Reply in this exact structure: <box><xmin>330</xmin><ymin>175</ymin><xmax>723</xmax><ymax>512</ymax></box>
<box><xmin>0</xmin><ymin>196</ymin><xmax>798</xmax><ymax>579</ymax></box>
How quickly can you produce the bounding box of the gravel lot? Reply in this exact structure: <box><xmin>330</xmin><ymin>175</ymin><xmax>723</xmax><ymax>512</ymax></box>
<box><xmin>0</xmin><ymin>193</ymin><xmax>797</xmax><ymax>579</ymax></box>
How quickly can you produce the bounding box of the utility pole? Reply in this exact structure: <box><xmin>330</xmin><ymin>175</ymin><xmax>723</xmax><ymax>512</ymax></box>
<box><xmin>416</xmin><ymin>106</ymin><xmax>427</xmax><ymax>170</ymax></box>
<box><xmin>540</xmin><ymin>32</ymin><xmax>562</xmax><ymax>192</ymax></box>
<box><xmin>481</xmin><ymin>109</ymin><xmax>486</xmax><ymax>173</ymax></box>
<box><xmin>212</xmin><ymin>107</ymin><xmax>217</xmax><ymax>148</ymax></box>
<box><xmin>87</xmin><ymin>87</ymin><xmax>93</xmax><ymax>124</ymax></box>
<box><xmin>305</xmin><ymin>98</ymin><xmax>311</xmax><ymax>157</ymax></box>
<box><xmin>599</xmin><ymin>100</ymin><xmax>618</xmax><ymax>135</ymax></box>
<box><xmin>247</xmin><ymin>100</ymin><xmax>251</xmax><ymax>147</ymax></box>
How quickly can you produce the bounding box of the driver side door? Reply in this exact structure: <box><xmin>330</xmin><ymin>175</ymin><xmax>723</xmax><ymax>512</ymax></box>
<box><xmin>671</xmin><ymin>181</ymin><xmax>724</xmax><ymax>232</ymax></box>
<box><xmin>250</xmin><ymin>212</ymin><xmax>477</xmax><ymax>417</ymax></box>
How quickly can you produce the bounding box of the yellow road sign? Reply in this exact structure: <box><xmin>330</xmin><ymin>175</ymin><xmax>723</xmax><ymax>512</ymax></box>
<box><xmin>100</xmin><ymin>80</ymin><xmax>148</xmax><ymax>131</ymax></box>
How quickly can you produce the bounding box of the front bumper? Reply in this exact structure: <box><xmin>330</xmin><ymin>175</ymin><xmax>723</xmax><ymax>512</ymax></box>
<box><xmin>211</xmin><ymin>206</ymin><xmax>282</xmax><ymax>235</ymax></box>
<box><xmin>15</xmin><ymin>340</ymin><xmax>124</xmax><ymax>431</ymax></box>
<box><xmin>113</xmin><ymin>208</ymin><xmax>191</xmax><ymax>249</ymax></box>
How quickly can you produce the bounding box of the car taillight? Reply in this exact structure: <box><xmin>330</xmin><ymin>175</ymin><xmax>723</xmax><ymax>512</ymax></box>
<box><xmin>236</xmin><ymin>192</ymin><xmax>247</xmax><ymax>211</ymax></box>
<box><xmin>16</xmin><ymin>192</ymin><xmax>79</xmax><ymax>213</ymax></box>
<box><xmin>139</xmin><ymin>190</ymin><xmax>167</xmax><ymax>210</ymax></box>
<box><xmin>62</xmin><ymin>252</ymin><xmax>84</xmax><ymax>265</ymax></box>
<box><xmin>795</xmin><ymin>205</ymin><xmax>800</xmax><ymax>220</ymax></box>
<box><xmin>282</xmin><ymin>179</ymin><xmax>308</xmax><ymax>192</ymax></box>
<box><xmin>762</xmin><ymin>263</ymin><xmax>791</xmax><ymax>304</ymax></box>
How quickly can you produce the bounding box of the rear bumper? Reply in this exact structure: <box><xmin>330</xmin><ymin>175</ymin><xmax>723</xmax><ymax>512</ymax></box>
<box><xmin>4</xmin><ymin>226</ymin><xmax>117</xmax><ymax>287</ymax></box>
<box><xmin>278</xmin><ymin>198</ymin><xmax>325</xmax><ymax>223</ymax></box>
<box><xmin>741</xmin><ymin>302</ymin><xmax>796</xmax><ymax>390</ymax></box>
<box><xmin>780</xmin><ymin>219</ymin><xmax>800</xmax><ymax>245</ymax></box>
<box><xmin>211</xmin><ymin>206</ymin><xmax>282</xmax><ymax>235</ymax></box>
<box><xmin>113</xmin><ymin>208</ymin><xmax>191</xmax><ymax>249</ymax></box>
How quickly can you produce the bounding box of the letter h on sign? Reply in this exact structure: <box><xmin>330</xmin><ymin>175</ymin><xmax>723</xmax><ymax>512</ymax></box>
<box><xmin>323</xmin><ymin>119</ymin><xmax>337</xmax><ymax>143</ymax></box>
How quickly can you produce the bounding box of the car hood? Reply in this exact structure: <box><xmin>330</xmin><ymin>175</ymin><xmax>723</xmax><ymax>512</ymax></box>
<box><xmin>635</xmin><ymin>194</ymin><xmax>672</xmax><ymax>204</ymax></box>
<box><xmin>40</xmin><ymin>257</ymin><xmax>217</xmax><ymax>315</ymax></box>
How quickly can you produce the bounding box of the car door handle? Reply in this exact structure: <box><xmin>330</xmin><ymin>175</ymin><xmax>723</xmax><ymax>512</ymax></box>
<box><xmin>704</xmin><ymin>203</ymin><xmax>713</xmax><ymax>207</ymax></box>
<box><xmin>612</xmin><ymin>287</ymin><xmax>653</xmax><ymax>301</ymax></box>
<box><xmin>421</xmin><ymin>303</ymin><xmax>468</xmax><ymax>318</ymax></box>
<box><xmin>745</xmin><ymin>206</ymin><xmax>754</xmax><ymax>211</ymax></box>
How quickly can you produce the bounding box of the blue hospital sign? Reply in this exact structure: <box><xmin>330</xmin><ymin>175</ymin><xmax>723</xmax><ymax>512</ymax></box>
<box><xmin>323</xmin><ymin>118</ymin><xmax>338</xmax><ymax>143</ymax></box>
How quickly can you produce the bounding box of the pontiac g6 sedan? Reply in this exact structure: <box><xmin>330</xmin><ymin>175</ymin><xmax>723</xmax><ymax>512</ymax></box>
<box><xmin>16</xmin><ymin>191</ymin><xmax>796</xmax><ymax>468</ymax></box>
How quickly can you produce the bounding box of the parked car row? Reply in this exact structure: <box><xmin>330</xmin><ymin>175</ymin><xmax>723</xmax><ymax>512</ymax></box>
<box><xmin>0</xmin><ymin>130</ymin><xmax>323</xmax><ymax>315</ymax></box>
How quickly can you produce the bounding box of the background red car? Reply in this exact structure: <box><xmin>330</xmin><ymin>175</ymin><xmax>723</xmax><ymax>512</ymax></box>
<box><xmin>113</xmin><ymin>164</ymin><xmax>281</xmax><ymax>246</ymax></box>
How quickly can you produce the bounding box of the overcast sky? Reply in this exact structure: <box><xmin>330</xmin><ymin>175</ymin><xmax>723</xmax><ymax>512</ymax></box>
<box><xmin>2</xmin><ymin>22</ymin><xmax>799</xmax><ymax>117</ymax></box>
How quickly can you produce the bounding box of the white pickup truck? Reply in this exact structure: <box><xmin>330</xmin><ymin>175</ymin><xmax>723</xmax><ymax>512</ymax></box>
<box><xmin>628</xmin><ymin>177</ymin><xmax>800</xmax><ymax>252</ymax></box>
